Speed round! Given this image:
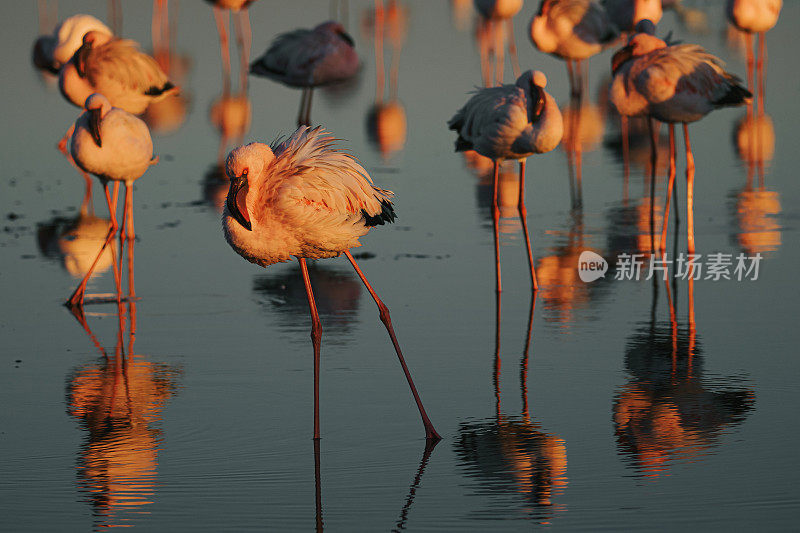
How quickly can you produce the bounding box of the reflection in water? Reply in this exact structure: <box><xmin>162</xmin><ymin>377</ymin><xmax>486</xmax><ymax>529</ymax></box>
<box><xmin>143</xmin><ymin>0</ymin><xmax>192</xmax><ymax>135</ymax></box>
<box><xmin>363</xmin><ymin>0</ymin><xmax>408</xmax><ymax>160</ymax></box>
<box><xmin>605</xmin><ymin>196</ymin><xmax>664</xmax><ymax>257</ymax></box>
<box><xmin>475</xmin><ymin>160</ymin><xmax>525</xmax><ymax>235</ymax></box>
<box><xmin>730</xmin><ymin>187</ymin><xmax>781</xmax><ymax>255</ymax></box>
<box><xmin>455</xmin><ymin>294</ymin><xmax>567</xmax><ymax>523</ymax></box>
<box><xmin>202</xmin><ymin>164</ymin><xmax>230</xmax><ymax>213</ymax></box>
<box><xmin>474</xmin><ymin>0</ymin><xmax>522</xmax><ymax>87</ymax></box>
<box><xmin>66</xmin><ymin>300</ymin><xmax>181</xmax><ymax>529</ymax></box>
<box><xmin>209</xmin><ymin>91</ymin><xmax>251</xmax><ymax>164</ymax></box>
<box><xmin>253</xmin><ymin>262</ymin><xmax>362</xmax><ymax>343</ymax></box>
<box><xmin>561</xmin><ymin>96</ymin><xmax>605</xmax><ymax>208</ymax></box>
<box><xmin>37</xmin><ymin>213</ymin><xmax>117</xmax><ymax>279</ymax></box>
<box><xmin>614</xmin><ymin>280</ymin><xmax>754</xmax><ymax>479</ymax></box>
<box><xmin>536</xmin><ymin>209</ymin><xmax>608</xmax><ymax>326</ymax></box>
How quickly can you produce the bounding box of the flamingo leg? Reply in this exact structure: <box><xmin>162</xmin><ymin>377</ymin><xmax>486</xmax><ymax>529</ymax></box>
<box><xmin>343</xmin><ymin>250</ymin><xmax>440</xmax><ymax>441</ymax></box>
<box><xmin>647</xmin><ymin>117</ymin><xmax>659</xmax><ymax>254</ymax></box>
<box><xmin>234</xmin><ymin>9</ymin><xmax>252</xmax><ymax>93</ymax></box>
<box><xmin>298</xmin><ymin>257</ymin><xmax>323</xmax><ymax>440</ymax></box>
<box><xmin>492</xmin><ymin>160</ymin><xmax>502</xmax><ymax>293</ymax></box>
<box><xmin>757</xmin><ymin>31</ymin><xmax>766</xmax><ymax>115</ymax></box>
<box><xmin>745</xmin><ymin>32</ymin><xmax>754</xmax><ymax>94</ymax></box>
<box><xmin>66</xmin><ymin>181</ymin><xmax>120</xmax><ymax>308</ymax></box>
<box><xmin>494</xmin><ymin>19</ymin><xmax>505</xmax><ymax>85</ymax></box>
<box><xmin>124</xmin><ymin>183</ymin><xmax>136</xmax><ymax>299</ymax></box>
<box><xmin>659</xmin><ymin>124</ymin><xmax>675</xmax><ymax>255</ymax></box>
<box><xmin>213</xmin><ymin>6</ymin><xmax>231</xmax><ymax>94</ymax></box>
<box><xmin>566</xmin><ymin>59</ymin><xmax>576</xmax><ymax>98</ymax></box>
<box><xmin>493</xmin><ymin>289</ymin><xmax>501</xmax><ymax>419</ymax></box>
<box><xmin>621</xmin><ymin>115</ymin><xmax>629</xmax><ymax>205</ymax></box>
<box><xmin>516</xmin><ymin>159</ymin><xmax>538</xmax><ymax>291</ymax></box>
<box><xmin>506</xmin><ymin>18</ymin><xmax>521</xmax><ymax>79</ymax></box>
<box><xmin>297</xmin><ymin>88</ymin><xmax>309</xmax><ymax>126</ymax></box>
<box><xmin>684</xmin><ymin>123</ymin><xmax>695</xmax><ymax>255</ymax></box>
<box><xmin>305</xmin><ymin>88</ymin><xmax>314</xmax><ymax>125</ymax></box>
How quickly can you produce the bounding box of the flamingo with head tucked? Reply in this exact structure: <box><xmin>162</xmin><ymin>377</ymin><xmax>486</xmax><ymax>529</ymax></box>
<box><xmin>66</xmin><ymin>94</ymin><xmax>158</xmax><ymax>308</ymax></box>
<box><xmin>610</xmin><ymin>29</ymin><xmax>751</xmax><ymax>254</ymax></box>
<box><xmin>448</xmin><ymin>70</ymin><xmax>564</xmax><ymax>293</ymax></box>
<box><xmin>221</xmin><ymin>125</ymin><xmax>439</xmax><ymax>442</ymax></box>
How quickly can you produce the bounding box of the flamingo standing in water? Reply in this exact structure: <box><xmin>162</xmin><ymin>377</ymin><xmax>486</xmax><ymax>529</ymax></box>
<box><xmin>249</xmin><ymin>21</ymin><xmax>359</xmax><ymax>126</ymax></box>
<box><xmin>726</xmin><ymin>0</ymin><xmax>782</xmax><ymax>96</ymax></box>
<box><xmin>474</xmin><ymin>0</ymin><xmax>524</xmax><ymax>85</ymax></box>
<box><xmin>221</xmin><ymin>126</ymin><xmax>439</xmax><ymax>441</ymax></box>
<box><xmin>448</xmin><ymin>70</ymin><xmax>564</xmax><ymax>292</ymax></box>
<box><xmin>529</xmin><ymin>0</ymin><xmax>619</xmax><ymax>97</ymax></box>
<box><xmin>610</xmin><ymin>30</ymin><xmax>751</xmax><ymax>254</ymax></box>
<box><xmin>66</xmin><ymin>94</ymin><xmax>158</xmax><ymax>308</ymax></box>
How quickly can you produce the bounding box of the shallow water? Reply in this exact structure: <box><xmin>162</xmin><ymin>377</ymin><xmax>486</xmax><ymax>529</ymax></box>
<box><xmin>2</xmin><ymin>1</ymin><xmax>799</xmax><ymax>531</ymax></box>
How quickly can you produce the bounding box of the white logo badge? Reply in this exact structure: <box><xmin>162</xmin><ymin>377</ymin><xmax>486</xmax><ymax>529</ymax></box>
<box><xmin>578</xmin><ymin>251</ymin><xmax>608</xmax><ymax>282</ymax></box>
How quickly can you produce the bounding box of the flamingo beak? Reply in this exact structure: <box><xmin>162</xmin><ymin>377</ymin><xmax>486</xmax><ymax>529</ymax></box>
<box><xmin>532</xmin><ymin>85</ymin><xmax>546</xmax><ymax>119</ymax></box>
<box><xmin>611</xmin><ymin>45</ymin><xmax>634</xmax><ymax>75</ymax></box>
<box><xmin>89</xmin><ymin>108</ymin><xmax>102</xmax><ymax>147</ymax></box>
<box><xmin>76</xmin><ymin>42</ymin><xmax>90</xmax><ymax>77</ymax></box>
<box><xmin>339</xmin><ymin>30</ymin><xmax>355</xmax><ymax>47</ymax></box>
<box><xmin>227</xmin><ymin>171</ymin><xmax>252</xmax><ymax>231</ymax></box>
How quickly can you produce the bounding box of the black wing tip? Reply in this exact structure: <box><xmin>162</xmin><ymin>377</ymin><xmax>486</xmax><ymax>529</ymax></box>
<box><xmin>249</xmin><ymin>59</ymin><xmax>284</xmax><ymax>78</ymax></box>
<box><xmin>145</xmin><ymin>81</ymin><xmax>175</xmax><ymax>96</ymax></box>
<box><xmin>362</xmin><ymin>200</ymin><xmax>396</xmax><ymax>227</ymax></box>
<box><xmin>714</xmin><ymin>83</ymin><xmax>752</xmax><ymax>107</ymax></box>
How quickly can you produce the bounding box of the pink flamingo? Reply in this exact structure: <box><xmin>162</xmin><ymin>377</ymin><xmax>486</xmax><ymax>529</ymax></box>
<box><xmin>221</xmin><ymin>125</ymin><xmax>439</xmax><ymax>441</ymax></box>
<box><xmin>610</xmin><ymin>30</ymin><xmax>751</xmax><ymax>254</ymax></box>
<box><xmin>448</xmin><ymin>70</ymin><xmax>564</xmax><ymax>293</ymax></box>
<box><xmin>250</xmin><ymin>21</ymin><xmax>360</xmax><ymax>126</ymax></box>
<box><xmin>206</xmin><ymin>0</ymin><xmax>258</xmax><ymax>93</ymax></box>
<box><xmin>726</xmin><ymin>0</ymin><xmax>782</xmax><ymax>98</ymax></box>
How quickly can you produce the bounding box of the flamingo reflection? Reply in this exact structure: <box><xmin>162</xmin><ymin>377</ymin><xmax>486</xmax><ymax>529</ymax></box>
<box><xmin>455</xmin><ymin>293</ymin><xmax>568</xmax><ymax>522</ymax></box>
<box><xmin>37</xmin><ymin>212</ymin><xmax>118</xmax><ymax>281</ymax></box>
<box><xmin>253</xmin><ymin>262</ymin><xmax>362</xmax><ymax>342</ymax></box>
<box><xmin>143</xmin><ymin>0</ymin><xmax>192</xmax><ymax>135</ymax></box>
<box><xmin>66</xmin><ymin>298</ymin><xmax>180</xmax><ymax>529</ymax></box>
<box><xmin>560</xmin><ymin>95</ymin><xmax>606</xmax><ymax>208</ymax></box>
<box><xmin>614</xmin><ymin>278</ymin><xmax>754</xmax><ymax>478</ymax></box>
<box><xmin>364</xmin><ymin>0</ymin><xmax>408</xmax><ymax>160</ymax></box>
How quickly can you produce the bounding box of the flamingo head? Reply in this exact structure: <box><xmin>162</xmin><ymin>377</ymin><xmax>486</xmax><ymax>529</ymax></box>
<box><xmin>32</xmin><ymin>36</ymin><xmax>57</xmax><ymax>73</ymax></box>
<box><xmin>84</xmin><ymin>94</ymin><xmax>112</xmax><ymax>147</ymax></box>
<box><xmin>225</xmin><ymin>143</ymin><xmax>275</xmax><ymax>231</ymax></box>
<box><xmin>516</xmin><ymin>70</ymin><xmax>548</xmax><ymax>121</ymax></box>
<box><xmin>314</xmin><ymin>21</ymin><xmax>355</xmax><ymax>47</ymax></box>
<box><xmin>611</xmin><ymin>32</ymin><xmax>666</xmax><ymax>74</ymax></box>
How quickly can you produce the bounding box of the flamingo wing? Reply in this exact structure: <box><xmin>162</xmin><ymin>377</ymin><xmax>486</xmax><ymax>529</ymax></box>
<box><xmin>448</xmin><ymin>86</ymin><xmax>528</xmax><ymax>157</ymax></box>
<box><xmin>86</xmin><ymin>39</ymin><xmax>173</xmax><ymax>95</ymax></box>
<box><xmin>251</xmin><ymin>29</ymin><xmax>334</xmax><ymax>86</ymax></box>
<box><xmin>269</xmin><ymin>127</ymin><xmax>395</xmax><ymax>227</ymax></box>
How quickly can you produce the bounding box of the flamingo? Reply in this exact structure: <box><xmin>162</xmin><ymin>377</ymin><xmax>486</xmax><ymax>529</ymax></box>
<box><xmin>726</xmin><ymin>0</ymin><xmax>782</xmax><ymax>95</ymax></box>
<box><xmin>602</xmin><ymin>0</ymin><xmax>662</xmax><ymax>33</ymax></box>
<box><xmin>221</xmin><ymin>125</ymin><xmax>439</xmax><ymax>441</ymax></box>
<box><xmin>59</xmin><ymin>31</ymin><xmax>178</xmax><ymax>115</ymax></box>
<box><xmin>529</xmin><ymin>0</ymin><xmax>619</xmax><ymax>97</ymax></box>
<box><xmin>474</xmin><ymin>0</ymin><xmax>524</xmax><ymax>85</ymax></box>
<box><xmin>448</xmin><ymin>70</ymin><xmax>564</xmax><ymax>293</ymax></box>
<box><xmin>249</xmin><ymin>21</ymin><xmax>360</xmax><ymax>126</ymax></box>
<box><xmin>610</xmin><ymin>30</ymin><xmax>751</xmax><ymax>255</ymax></box>
<box><xmin>66</xmin><ymin>94</ymin><xmax>158</xmax><ymax>308</ymax></box>
<box><xmin>33</xmin><ymin>14</ymin><xmax>112</xmax><ymax>74</ymax></box>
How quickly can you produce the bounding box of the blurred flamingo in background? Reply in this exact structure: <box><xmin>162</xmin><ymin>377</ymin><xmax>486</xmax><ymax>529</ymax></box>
<box><xmin>530</xmin><ymin>0</ymin><xmax>619</xmax><ymax>97</ymax></box>
<box><xmin>206</xmin><ymin>0</ymin><xmax>257</xmax><ymax>94</ymax></box>
<box><xmin>474</xmin><ymin>0</ymin><xmax>523</xmax><ymax>85</ymax></box>
<box><xmin>221</xmin><ymin>126</ymin><xmax>439</xmax><ymax>441</ymax></box>
<box><xmin>66</xmin><ymin>94</ymin><xmax>158</xmax><ymax>308</ymax></box>
<box><xmin>449</xmin><ymin>70</ymin><xmax>564</xmax><ymax>292</ymax></box>
<box><xmin>364</xmin><ymin>0</ymin><xmax>408</xmax><ymax>160</ymax></box>
<box><xmin>726</xmin><ymin>0</ymin><xmax>782</xmax><ymax>96</ymax></box>
<box><xmin>34</xmin><ymin>14</ymin><xmax>112</xmax><ymax>75</ymax></box>
<box><xmin>602</xmin><ymin>0</ymin><xmax>662</xmax><ymax>34</ymax></box>
<box><xmin>250</xmin><ymin>21</ymin><xmax>360</xmax><ymax>126</ymax></box>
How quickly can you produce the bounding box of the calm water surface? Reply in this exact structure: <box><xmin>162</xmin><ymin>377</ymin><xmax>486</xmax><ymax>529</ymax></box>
<box><xmin>2</xmin><ymin>1</ymin><xmax>799</xmax><ymax>531</ymax></box>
